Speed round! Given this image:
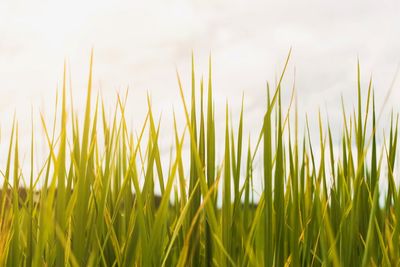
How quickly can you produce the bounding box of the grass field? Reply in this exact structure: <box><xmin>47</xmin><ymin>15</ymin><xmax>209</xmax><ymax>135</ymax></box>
<box><xmin>0</xmin><ymin>51</ymin><xmax>399</xmax><ymax>266</ymax></box>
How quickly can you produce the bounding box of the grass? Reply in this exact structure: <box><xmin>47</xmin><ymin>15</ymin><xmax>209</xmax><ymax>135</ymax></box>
<box><xmin>0</xmin><ymin>50</ymin><xmax>400</xmax><ymax>266</ymax></box>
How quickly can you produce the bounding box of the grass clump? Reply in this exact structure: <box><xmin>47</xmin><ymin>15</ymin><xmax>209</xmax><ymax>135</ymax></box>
<box><xmin>0</xmin><ymin>50</ymin><xmax>400</xmax><ymax>266</ymax></box>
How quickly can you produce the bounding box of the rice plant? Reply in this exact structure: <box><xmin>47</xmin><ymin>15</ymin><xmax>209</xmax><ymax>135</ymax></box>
<box><xmin>0</xmin><ymin>50</ymin><xmax>399</xmax><ymax>266</ymax></box>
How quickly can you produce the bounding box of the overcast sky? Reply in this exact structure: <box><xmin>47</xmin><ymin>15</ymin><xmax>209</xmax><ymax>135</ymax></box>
<box><xmin>1</xmin><ymin>0</ymin><xmax>400</xmax><ymax>181</ymax></box>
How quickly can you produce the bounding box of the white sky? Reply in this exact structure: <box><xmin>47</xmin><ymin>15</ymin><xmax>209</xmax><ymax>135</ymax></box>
<box><xmin>1</xmin><ymin>0</ymin><xmax>400</xmax><ymax>185</ymax></box>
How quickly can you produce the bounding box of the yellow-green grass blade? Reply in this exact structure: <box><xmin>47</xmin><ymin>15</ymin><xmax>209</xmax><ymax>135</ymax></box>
<box><xmin>222</xmin><ymin>102</ymin><xmax>232</xmax><ymax>266</ymax></box>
